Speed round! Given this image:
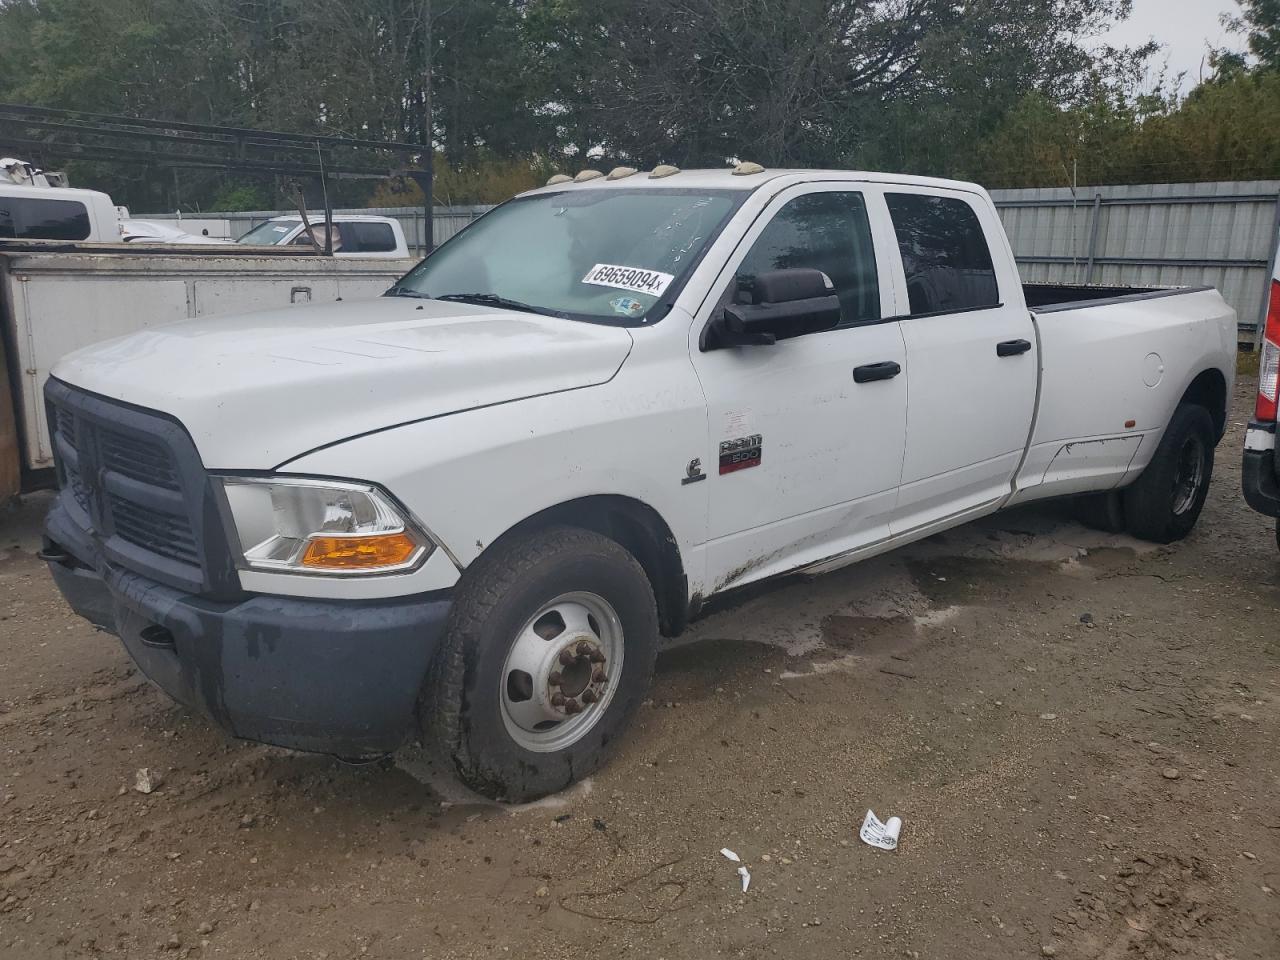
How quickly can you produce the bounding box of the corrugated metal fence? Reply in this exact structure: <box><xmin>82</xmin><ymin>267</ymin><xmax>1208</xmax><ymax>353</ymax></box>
<box><xmin>158</xmin><ymin>179</ymin><xmax>1280</xmax><ymax>342</ymax></box>
<box><xmin>992</xmin><ymin>181</ymin><xmax>1280</xmax><ymax>343</ymax></box>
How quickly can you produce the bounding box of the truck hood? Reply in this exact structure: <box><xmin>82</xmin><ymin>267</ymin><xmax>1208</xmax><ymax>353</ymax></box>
<box><xmin>52</xmin><ymin>297</ymin><xmax>634</xmax><ymax>468</ymax></box>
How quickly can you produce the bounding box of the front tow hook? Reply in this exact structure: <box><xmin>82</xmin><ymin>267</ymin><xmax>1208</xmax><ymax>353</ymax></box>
<box><xmin>37</xmin><ymin>543</ymin><xmax>74</xmax><ymax>567</ymax></box>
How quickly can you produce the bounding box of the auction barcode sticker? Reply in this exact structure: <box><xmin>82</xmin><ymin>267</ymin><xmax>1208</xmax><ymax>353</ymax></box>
<box><xmin>581</xmin><ymin>263</ymin><xmax>675</xmax><ymax>298</ymax></box>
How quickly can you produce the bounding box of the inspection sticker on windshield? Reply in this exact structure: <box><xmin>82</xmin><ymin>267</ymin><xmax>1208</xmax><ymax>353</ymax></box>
<box><xmin>582</xmin><ymin>263</ymin><xmax>674</xmax><ymax>297</ymax></box>
<box><xmin>610</xmin><ymin>296</ymin><xmax>647</xmax><ymax>318</ymax></box>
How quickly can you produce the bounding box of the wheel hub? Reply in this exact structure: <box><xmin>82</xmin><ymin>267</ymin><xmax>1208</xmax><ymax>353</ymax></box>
<box><xmin>499</xmin><ymin>592</ymin><xmax>624</xmax><ymax>753</ymax></box>
<box><xmin>1171</xmin><ymin>435</ymin><xmax>1206</xmax><ymax>516</ymax></box>
<box><xmin>547</xmin><ymin>637</ymin><xmax>608</xmax><ymax>715</ymax></box>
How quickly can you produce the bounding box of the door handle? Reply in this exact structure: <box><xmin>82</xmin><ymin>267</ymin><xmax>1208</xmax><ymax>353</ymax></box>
<box><xmin>997</xmin><ymin>339</ymin><xmax>1033</xmax><ymax>357</ymax></box>
<box><xmin>853</xmin><ymin>361</ymin><xmax>902</xmax><ymax>384</ymax></box>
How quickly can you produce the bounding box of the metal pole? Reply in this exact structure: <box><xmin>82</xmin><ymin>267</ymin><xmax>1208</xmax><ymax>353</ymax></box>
<box><xmin>315</xmin><ymin>141</ymin><xmax>334</xmax><ymax>257</ymax></box>
<box><xmin>1084</xmin><ymin>192</ymin><xmax>1103</xmax><ymax>285</ymax></box>
<box><xmin>422</xmin><ymin>0</ymin><xmax>434</xmax><ymax>254</ymax></box>
<box><xmin>1257</xmin><ymin>191</ymin><xmax>1280</xmax><ymax>352</ymax></box>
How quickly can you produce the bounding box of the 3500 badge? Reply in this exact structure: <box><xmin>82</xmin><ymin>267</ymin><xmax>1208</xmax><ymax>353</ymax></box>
<box><xmin>719</xmin><ymin>434</ymin><xmax>763</xmax><ymax>475</ymax></box>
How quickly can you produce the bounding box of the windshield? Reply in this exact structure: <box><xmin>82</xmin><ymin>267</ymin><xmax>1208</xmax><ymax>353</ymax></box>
<box><xmin>238</xmin><ymin>220</ymin><xmax>300</xmax><ymax>245</ymax></box>
<box><xmin>392</xmin><ymin>188</ymin><xmax>743</xmax><ymax>324</ymax></box>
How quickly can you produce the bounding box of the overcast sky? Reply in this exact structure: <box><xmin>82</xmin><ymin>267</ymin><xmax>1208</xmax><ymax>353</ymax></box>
<box><xmin>1100</xmin><ymin>0</ymin><xmax>1240</xmax><ymax>86</ymax></box>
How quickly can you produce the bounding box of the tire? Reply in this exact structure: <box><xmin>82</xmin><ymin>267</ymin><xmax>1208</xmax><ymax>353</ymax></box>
<box><xmin>1122</xmin><ymin>403</ymin><xmax>1215</xmax><ymax>544</ymax></box>
<box><xmin>1072</xmin><ymin>490</ymin><xmax>1126</xmax><ymax>533</ymax></box>
<box><xmin>425</xmin><ymin>525</ymin><xmax>658</xmax><ymax>802</ymax></box>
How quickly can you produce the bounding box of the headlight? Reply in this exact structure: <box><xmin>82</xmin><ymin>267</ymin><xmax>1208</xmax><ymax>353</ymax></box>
<box><xmin>218</xmin><ymin>477</ymin><xmax>431</xmax><ymax>576</ymax></box>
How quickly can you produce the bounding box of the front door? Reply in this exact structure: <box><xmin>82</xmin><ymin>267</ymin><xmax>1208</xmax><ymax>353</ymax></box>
<box><xmin>883</xmin><ymin>188</ymin><xmax>1038</xmax><ymax>534</ymax></box>
<box><xmin>689</xmin><ymin>184</ymin><xmax>909</xmax><ymax>592</ymax></box>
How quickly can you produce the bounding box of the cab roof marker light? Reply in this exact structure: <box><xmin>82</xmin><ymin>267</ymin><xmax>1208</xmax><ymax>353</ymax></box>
<box><xmin>607</xmin><ymin>166</ymin><xmax>639</xmax><ymax>180</ymax></box>
<box><xmin>573</xmin><ymin>169</ymin><xmax>604</xmax><ymax>182</ymax></box>
<box><xmin>649</xmin><ymin>164</ymin><xmax>680</xmax><ymax>179</ymax></box>
<box><xmin>545</xmin><ymin>174</ymin><xmax>573</xmax><ymax>186</ymax></box>
<box><xmin>732</xmin><ymin>161</ymin><xmax>766</xmax><ymax>176</ymax></box>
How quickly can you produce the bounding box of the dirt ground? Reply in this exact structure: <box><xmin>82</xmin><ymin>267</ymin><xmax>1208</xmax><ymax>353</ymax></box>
<box><xmin>2</xmin><ymin>379</ymin><xmax>1277</xmax><ymax>960</ymax></box>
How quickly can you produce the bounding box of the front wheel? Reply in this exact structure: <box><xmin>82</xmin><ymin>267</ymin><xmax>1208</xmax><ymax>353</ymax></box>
<box><xmin>1123</xmin><ymin>403</ymin><xmax>1216</xmax><ymax>544</ymax></box>
<box><xmin>424</xmin><ymin>526</ymin><xmax>658</xmax><ymax>802</ymax></box>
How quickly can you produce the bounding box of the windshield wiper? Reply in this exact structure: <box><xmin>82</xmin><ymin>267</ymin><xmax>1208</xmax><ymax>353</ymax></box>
<box><xmin>434</xmin><ymin>292</ymin><xmax>554</xmax><ymax>316</ymax></box>
<box><xmin>385</xmin><ymin>285</ymin><xmax>429</xmax><ymax>298</ymax></box>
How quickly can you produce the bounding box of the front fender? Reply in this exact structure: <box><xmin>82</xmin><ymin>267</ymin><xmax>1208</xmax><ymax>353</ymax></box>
<box><xmin>284</xmin><ymin>361</ymin><xmax>709</xmax><ymax>598</ymax></box>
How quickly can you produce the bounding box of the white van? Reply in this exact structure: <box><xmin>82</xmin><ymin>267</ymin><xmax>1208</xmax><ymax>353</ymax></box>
<box><xmin>0</xmin><ymin>182</ymin><xmax>120</xmax><ymax>243</ymax></box>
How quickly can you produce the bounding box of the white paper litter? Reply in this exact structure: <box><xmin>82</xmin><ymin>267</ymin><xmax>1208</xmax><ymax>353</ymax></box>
<box><xmin>737</xmin><ymin>865</ymin><xmax>751</xmax><ymax>892</ymax></box>
<box><xmin>859</xmin><ymin>809</ymin><xmax>902</xmax><ymax>851</ymax></box>
<box><xmin>720</xmin><ymin>848</ymin><xmax>741</xmax><ymax>862</ymax></box>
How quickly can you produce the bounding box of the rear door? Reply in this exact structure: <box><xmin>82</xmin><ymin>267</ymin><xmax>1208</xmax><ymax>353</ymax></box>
<box><xmin>884</xmin><ymin>187</ymin><xmax>1037</xmax><ymax>534</ymax></box>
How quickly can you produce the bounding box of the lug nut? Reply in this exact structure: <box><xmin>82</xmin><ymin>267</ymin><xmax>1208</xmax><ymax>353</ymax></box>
<box><xmin>576</xmin><ymin>641</ymin><xmax>594</xmax><ymax>657</ymax></box>
<box><xmin>550</xmin><ymin>692</ymin><xmax>566</xmax><ymax>707</ymax></box>
<box><xmin>558</xmin><ymin>648</ymin><xmax>575</xmax><ymax>665</ymax></box>
<box><xmin>592</xmin><ymin>668</ymin><xmax>607</xmax><ymax>683</ymax></box>
<box><xmin>588</xmin><ymin>649</ymin><xmax>606</xmax><ymax>663</ymax></box>
<box><xmin>549</xmin><ymin>671</ymin><xmax>562</xmax><ymax>685</ymax></box>
<box><xmin>564</xmin><ymin>698</ymin><xmax>581</xmax><ymax>714</ymax></box>
<box><xmin>582</xmin><ymin>689</ymin><xmax>598</xmax><ymax>704</ymax></box>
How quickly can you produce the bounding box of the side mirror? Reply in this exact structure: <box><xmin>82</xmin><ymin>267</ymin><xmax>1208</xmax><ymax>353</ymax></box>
<box><xmin>701</xmin><ymin>268</ymin><xmax>842</xmax><ymax>350</ymax></box>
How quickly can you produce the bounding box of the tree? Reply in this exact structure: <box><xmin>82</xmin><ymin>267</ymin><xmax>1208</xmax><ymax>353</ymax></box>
<box><xmin>1227</xmin><ymin>0</ymin><xmax>1280</xmax><ymax>70</ymax></box>
<box><xmin>2</xmin><ymin>0</ymin><xmax>1271</xmax><ymax>208</ymax></box>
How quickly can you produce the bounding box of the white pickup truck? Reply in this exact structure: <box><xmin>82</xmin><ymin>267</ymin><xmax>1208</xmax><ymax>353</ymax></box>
<box><xmin>41</xmin><ymin>166</ymin><xmax>1236</xmax><ymax>801</ymax></box>
<box><xmin>235</xmin><ymin>214</ymin><xmax>410</xmax><ymax>258</ymax></box>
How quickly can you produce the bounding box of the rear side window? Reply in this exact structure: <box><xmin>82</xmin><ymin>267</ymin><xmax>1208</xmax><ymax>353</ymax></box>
<box><xmin>341</xmin><ymin>221</ymin><xmax>397</xmax><ymax>253</ymax></box>
<box><xmin>885</xmin><ymin>193</ymin><xmax>999</xmax><ymax>316</ymax></box>
<box><xmin>734</xmin><ymin>191</ymin><xmax>880</xmax><ymax>328</ymax></box>
<box><xmin>0</xmin><ymin>197</ymin><xmax>91</xmax><ymax>241</ymax></box>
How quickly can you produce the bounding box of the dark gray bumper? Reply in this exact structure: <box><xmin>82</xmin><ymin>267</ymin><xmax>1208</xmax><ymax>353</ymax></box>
<box><xmin>45</xmin><ymin>527</ymin><xmax>451</xmax><ymax>759</ymax></box>
<box><xmin>1243</xmin><ymin>421</ymin><xmax>1280</xmax><ymax>519</ymax></box>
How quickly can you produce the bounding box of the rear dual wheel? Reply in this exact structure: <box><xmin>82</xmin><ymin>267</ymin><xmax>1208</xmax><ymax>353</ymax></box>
<box><xmin>424</xmin><ymin>526</ymin><xmax>658</xmax><ymax>802</ymax></box>
<box><xmin>1072</xmin><ymin>403</ymin><xmax>1215</xmax><ymax>544</ymax></box>
<box><xmin>1122</xmin><ymin>404</ymin><xmax>1215</xmax><ymax>544</ymax></box>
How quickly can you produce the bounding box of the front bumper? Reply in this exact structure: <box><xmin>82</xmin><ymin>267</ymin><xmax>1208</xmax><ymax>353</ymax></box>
<box><xmin>45</xmin><ymin>528</ymin><xmax>451</xmax><ymax>758</ymax></box>
<box><xmin>1243</xmin><ymin>421</ymin><xmax>1280</xmax><ymax>518</ymax></box>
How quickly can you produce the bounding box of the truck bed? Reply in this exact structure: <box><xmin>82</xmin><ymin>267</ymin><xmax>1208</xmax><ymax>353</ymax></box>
<box><xmin>1023</xmin><ymin>282</ymin><xmax>1213</xmax><ymax>313</ymax></box>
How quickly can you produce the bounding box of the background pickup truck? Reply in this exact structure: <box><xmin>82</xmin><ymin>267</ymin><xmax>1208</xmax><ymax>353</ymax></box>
<box><xmin>234</xmin><ymin>214</ymin><xmax>410</xmax><ymax>258</ymax></box>
<box><xmin>1240</xmin><ymin>224</ymin><xmax>1280</xmax><ymax>541</ymax></box>
<box><xmin>40</xmin><ymin>165</ymin><xmax>1236</xmax><ymax>801</ymax></box>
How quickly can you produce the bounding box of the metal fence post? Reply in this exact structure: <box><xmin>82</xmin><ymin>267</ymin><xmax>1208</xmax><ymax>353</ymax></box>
<box><xmin>1084</xmin><ymin>193</ymin><xmax>1103</xmax><ymax>285</ymax></box>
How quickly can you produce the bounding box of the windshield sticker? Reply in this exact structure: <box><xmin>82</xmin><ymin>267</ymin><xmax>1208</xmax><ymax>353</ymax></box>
<box><xmin>610</xmin><ymin>296</ymin><xmax>647</xmax><ymax>318</ymax></box>
<box><xmin>582</xmin><ymin>263</ymin><xmax>675</xmax><ymax>297</ymax></box>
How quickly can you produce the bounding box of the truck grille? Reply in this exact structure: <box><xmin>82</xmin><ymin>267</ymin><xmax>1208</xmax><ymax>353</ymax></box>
<box><xmin>45</xmin><ymin>380</ymin><xmax>234</xmax><ymax>596</ymax></box>
<box><xmin>107</xmin><ymin>494</ymin><xmax>201</xmax><ymax>566</ymax></box>
<box><xmin>97</xmin><ymin>426</ymin><xmax>182</xmax><ymax>491</ymax></box>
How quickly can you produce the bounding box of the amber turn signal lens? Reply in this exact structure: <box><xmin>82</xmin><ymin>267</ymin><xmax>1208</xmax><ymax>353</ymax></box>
<box><xmin>300</xmin><ymin>532</ymin><xmax>419</xmax><ymax>569</ymax></box>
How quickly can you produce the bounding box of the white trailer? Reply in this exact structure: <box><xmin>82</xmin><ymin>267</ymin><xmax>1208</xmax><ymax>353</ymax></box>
<box><xmin>0</xmin><ymin>243</ymin><xmax>414</xmax><ymax>497</ymax></box>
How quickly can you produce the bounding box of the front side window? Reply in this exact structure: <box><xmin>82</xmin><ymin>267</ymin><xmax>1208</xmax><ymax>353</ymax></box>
<box><xmin>0</xmin><ymin>197</ymin><xmax>91</xmax><ymax>241</ymax></box>
<box><xmin>885</xmin><ymin>193</ymin><xmax>999</xmax><ymax>316</ymax></box>
<box><xmin>394</xmin><ymin>188</ymin><xmax>743</xmax><ymax>325</ymax></box>
<box><xmin>732</xmin><ymin>191</ymin><xmax>881</xmax><ymax>329</ymax></box>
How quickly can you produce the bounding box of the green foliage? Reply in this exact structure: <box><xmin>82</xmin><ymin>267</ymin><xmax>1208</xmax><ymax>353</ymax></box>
<box><xmin>0</xmin><ymin>0</ymin><xmax>1275</xmax><ymax>208</ymax></box>
<box><xmin>1233</xmin><ymin>0</ymin><xmax>1280</xmax><ymax>69</ymax></box>
<box><xmin>973</xmin><ymin>61</ymin><xmax>1280</xmax><ymax>188</ymax></box>
<box><xmin>368</xmin><ymin>155</ymin><xmax>549</xmax><ymax>206</ymax></box>
<box><xmin>209</xmin><ymin>183</ymin><xmax>272</xmax><ymax>212</ymax></box>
